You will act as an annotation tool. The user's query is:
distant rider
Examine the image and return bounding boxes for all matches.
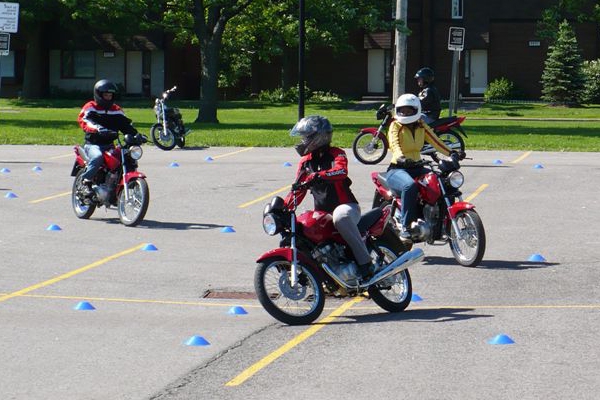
[284,115,378,281]
[77,79,138,195]
[415,67,442,124]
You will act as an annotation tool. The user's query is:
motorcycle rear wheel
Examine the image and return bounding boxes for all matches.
[368,227,413,312]
[150,123,176,150]
[117,178,149,227]
[438,129,465,152]
[72,169,96,219]
[255,257,325,325]
[449,209,486,267]
[352,131,388,165]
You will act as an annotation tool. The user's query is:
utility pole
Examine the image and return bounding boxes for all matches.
[392,0,408,102]
[298,0,305,120]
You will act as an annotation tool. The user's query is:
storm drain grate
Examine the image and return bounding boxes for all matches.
[202,290,257,299]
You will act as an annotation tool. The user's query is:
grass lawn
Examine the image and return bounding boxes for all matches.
[0,98,599,151]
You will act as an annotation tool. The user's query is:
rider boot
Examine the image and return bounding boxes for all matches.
[81,179,94,198]
[357,261,380,282]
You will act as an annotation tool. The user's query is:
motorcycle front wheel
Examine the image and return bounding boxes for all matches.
[368,227,413,312]
[117,178,149,227]
[72,169,96,219]
[352,131,388,165]
[150,123,176,150]
[449,209,486,267]
[255,257,325,325]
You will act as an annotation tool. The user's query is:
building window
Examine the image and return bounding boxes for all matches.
[61,50,95,78]
[0,51,15,78]
[452,0,463,19]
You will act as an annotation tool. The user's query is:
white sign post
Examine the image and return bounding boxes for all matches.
[0,2,19,33]
[448,27,465,116]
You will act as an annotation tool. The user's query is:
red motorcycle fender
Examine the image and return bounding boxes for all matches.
[447,201,475,219]
[122,171,147,184]
[256,247,318,269]
[360,127,382,138]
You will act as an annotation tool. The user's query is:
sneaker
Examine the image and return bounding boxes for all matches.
[399,226,412,239]
[357,261,380,282]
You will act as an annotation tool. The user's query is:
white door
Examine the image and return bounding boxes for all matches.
[367,49,385,93]
[470,49,488,94]
[126,51,143,94]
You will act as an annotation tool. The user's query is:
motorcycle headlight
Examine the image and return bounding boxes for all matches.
[262,213,280,236]
[129,146,143,160]
[448,171,464,189]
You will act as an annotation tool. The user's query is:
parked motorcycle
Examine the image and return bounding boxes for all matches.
[71,133,150,227]
[150,86,191,150]
[371,155,485,267]
[352,104,467,165]
[255,173,425,325]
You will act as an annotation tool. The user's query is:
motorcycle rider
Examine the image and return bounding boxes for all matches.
[285,115,378,281]
[386,94,459,239]
[77,79,138,196]
[415,67,442,124]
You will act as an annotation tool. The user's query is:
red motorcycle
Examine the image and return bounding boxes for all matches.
[71,133,150,227]
[371,156,485,267]
[352,104,467,165]
[255,173,424,325]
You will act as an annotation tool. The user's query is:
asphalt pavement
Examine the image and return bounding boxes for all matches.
[1,145,599,400]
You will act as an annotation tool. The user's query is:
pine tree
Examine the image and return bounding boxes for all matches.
[540,20,585,105]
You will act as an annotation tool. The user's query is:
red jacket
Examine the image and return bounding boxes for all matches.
[78,101,136,145]
[284,146,358,213]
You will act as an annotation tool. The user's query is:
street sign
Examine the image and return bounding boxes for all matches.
[0,32,9,56]
[448,27,465,51]
[0,2,19,33]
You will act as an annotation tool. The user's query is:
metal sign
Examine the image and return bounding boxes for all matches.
[448,27,465,51]
[0,32,9,56]
[0,2,19,33]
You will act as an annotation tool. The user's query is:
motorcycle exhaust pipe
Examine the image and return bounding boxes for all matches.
[362,248,424,288]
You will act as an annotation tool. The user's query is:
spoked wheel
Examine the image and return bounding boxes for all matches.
[150,123,176,150]
[368,228,413,312]
[352,131,388,165]
[71,169,96,219]
[117,178,149,227]
[449,209,486,267]
[438,130,465,152]
[255,257,325,325]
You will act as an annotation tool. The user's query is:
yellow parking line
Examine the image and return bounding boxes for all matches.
[464,184,488,202]
[226,296,363,386]
[48,153,73,160]
[510,151,532,164]
[212,147,254,159]
[29,191,71,204]
[0,243,145,304]
[238,184,291,208]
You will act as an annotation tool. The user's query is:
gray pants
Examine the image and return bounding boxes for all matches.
[332,203,372,266]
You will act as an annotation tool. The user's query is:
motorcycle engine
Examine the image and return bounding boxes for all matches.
[312,243,359,283]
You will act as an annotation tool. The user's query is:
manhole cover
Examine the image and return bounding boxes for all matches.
[202,290,257,299]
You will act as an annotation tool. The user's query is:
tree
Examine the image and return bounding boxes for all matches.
[538,0,600,40]
[540,20,585,105]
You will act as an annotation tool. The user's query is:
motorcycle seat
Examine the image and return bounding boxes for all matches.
[428,116,458,128]
[357,207,383,234]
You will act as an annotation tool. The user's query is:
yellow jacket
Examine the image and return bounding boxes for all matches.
[388,119,451,164]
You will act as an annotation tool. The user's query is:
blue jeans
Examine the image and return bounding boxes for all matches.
[385,166,430,228]
[81,143,112,181]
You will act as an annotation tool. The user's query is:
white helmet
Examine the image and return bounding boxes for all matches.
[395,93,422,124]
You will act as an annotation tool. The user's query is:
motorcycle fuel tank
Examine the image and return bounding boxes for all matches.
[417,172,442,204]
[103,148,122,171]
[297,210,342,244]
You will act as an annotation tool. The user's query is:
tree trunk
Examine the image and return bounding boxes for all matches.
[196,39,220,123]
[21,24,45,99]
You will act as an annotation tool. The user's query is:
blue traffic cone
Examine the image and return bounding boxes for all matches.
[205,156,214,162]
[185,335,210,346]
[528,253,546,262]
[1,167,10,173]
[169,162,180,167]
[5,192,18,199]
[492,159,503,165]
[142,243,158,251]
[533,164,544,169]
[74,301,96,310]
[46,224,62,231]
[228,306,248,315]
[411,294,423,302]
[221,226,235,233]
[488,334,515,345]
[283,162,292,167]
[32,166,43,172]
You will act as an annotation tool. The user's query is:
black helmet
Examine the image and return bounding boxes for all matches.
[415,67,435,84]
[93,79,117,109]
[290,115,333,156]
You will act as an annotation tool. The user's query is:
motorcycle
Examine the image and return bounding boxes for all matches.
[352,104,467,165]
[150,86,191,150]
[255,173,425,325]
[71,133,150,227]
[371,155,486,267]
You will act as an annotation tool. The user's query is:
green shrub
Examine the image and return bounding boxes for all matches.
[484,77,515,101]
[257,86,341,103]
[582,59,600,104]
